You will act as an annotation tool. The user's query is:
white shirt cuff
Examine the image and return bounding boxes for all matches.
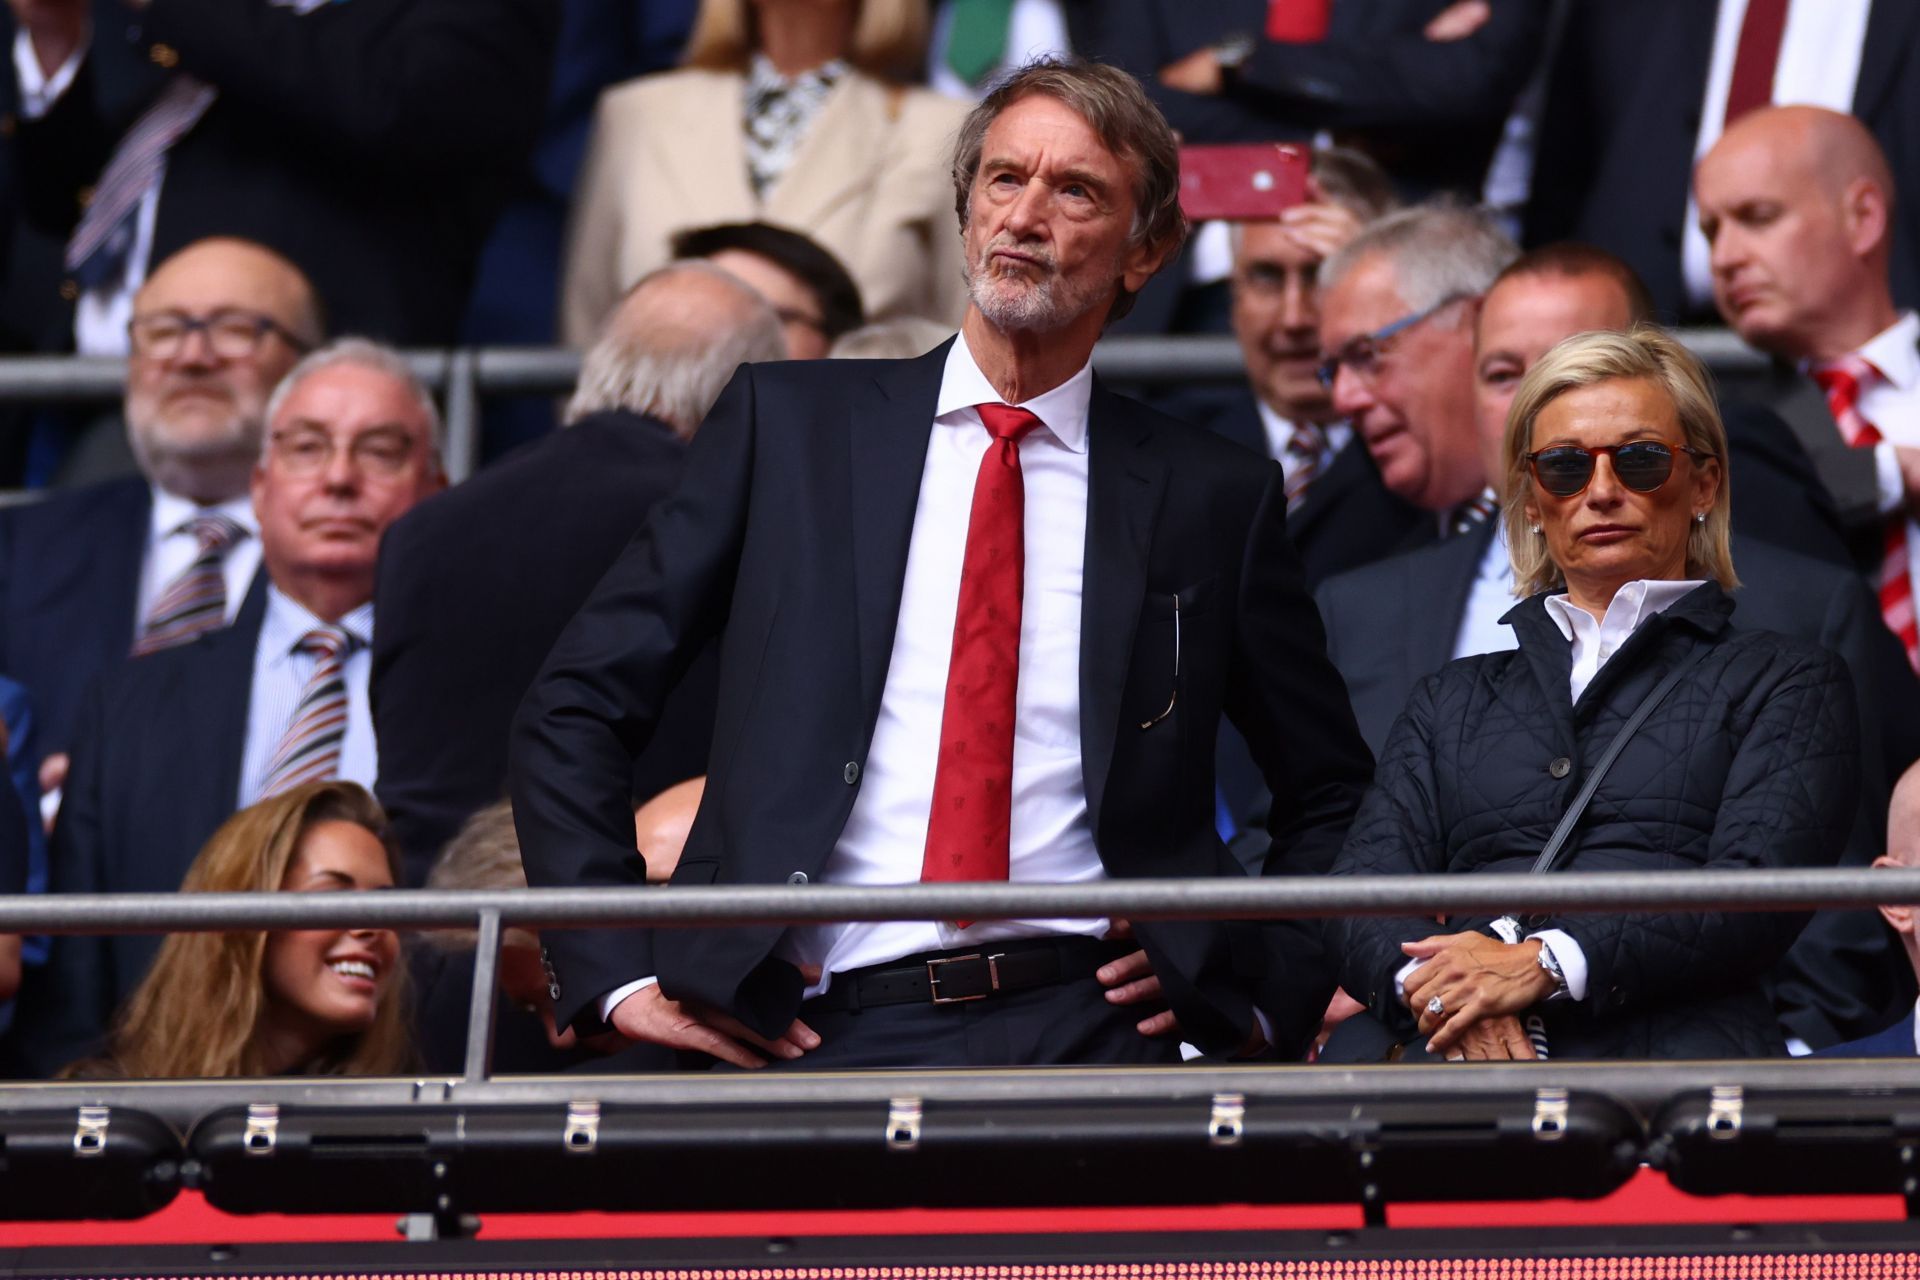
[1528,929,1588,1002]
[1393,956,1424,1003]
[12,29,85,119]
[598,975,658,1023]
[1876,440,1904,516]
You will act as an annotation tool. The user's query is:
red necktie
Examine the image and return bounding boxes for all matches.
[1813,356,1919,669]
[921,403,1041,923]
[1723,0,1789,126]
[1266,0,1330,42]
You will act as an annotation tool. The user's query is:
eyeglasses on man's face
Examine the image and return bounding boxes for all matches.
[128,309,310,362]
[267,426,421,478]
[1315,293,1469,390]
[1524,440,1713,498]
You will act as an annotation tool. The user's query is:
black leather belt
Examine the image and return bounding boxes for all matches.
[804,937,1131,1013]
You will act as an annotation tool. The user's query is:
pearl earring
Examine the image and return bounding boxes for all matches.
[1694,511,1706,524]
[1530,523,1542,535]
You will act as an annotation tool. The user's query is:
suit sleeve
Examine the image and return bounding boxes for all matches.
[1226,0,1548,132]
[1768,577,1916,1047]
[369,512,455,886]
[1554,648,1861,1017]
[1226,462,1375,1055]
[508,364,759,1029]
[8,676,116,1077]
[140,0,554,171]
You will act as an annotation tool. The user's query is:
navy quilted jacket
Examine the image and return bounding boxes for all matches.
[1328,582,1860,1059]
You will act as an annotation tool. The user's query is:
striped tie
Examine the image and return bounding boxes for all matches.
[1449,490,1498,537]
[65,75,218,290]
[133,513,247,656]
[1282,423,1331,512]
[259,627,354,798]
[1812,356,1919,669]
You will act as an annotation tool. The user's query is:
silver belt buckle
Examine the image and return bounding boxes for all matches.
[926,952,999,1003]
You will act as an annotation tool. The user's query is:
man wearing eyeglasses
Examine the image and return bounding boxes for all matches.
[0,236,321,809]
[1316,202,1517,544]
[11,338,444,1077]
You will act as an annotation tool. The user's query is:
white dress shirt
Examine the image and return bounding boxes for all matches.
[138,488,263,633]
[1682,0,1871,307]
[1829,313,1920,531]
[1400,577,1704,1013]
[602,332,1110,1019]
[1451,520,1522,661]
[13,33,158,357]
[237,587,376,806]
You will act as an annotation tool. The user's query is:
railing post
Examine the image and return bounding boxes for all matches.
[462,909,503,1084]
[442,347,480,484]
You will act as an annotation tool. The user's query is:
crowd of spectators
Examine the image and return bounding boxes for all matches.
[0,0,1918,1077]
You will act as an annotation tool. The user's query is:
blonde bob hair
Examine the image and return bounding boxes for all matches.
[683,0,928,82]
[1502,325,1737,598]
[79,782,414,1080]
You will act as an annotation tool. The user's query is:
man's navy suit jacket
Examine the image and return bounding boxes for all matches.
[1819,1010,1916,1057]
[10,576,265,1078]
[0,475,149,765]
[509,343,1375,1057]
[1315,529,1919,1050]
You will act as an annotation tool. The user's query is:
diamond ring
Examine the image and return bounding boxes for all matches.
[1425,995,1445,1016]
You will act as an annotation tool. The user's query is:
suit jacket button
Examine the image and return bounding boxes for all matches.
[787,871,809,885]
[843,761,860,784]
[1548,757,1572,779]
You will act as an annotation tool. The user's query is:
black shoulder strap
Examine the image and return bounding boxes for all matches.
[1529,646,1707,877]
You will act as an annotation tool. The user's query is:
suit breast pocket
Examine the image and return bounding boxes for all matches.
[1136,576,1218,730]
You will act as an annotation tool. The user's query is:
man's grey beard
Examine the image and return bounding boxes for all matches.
[966,241,1114,335]
[125,409,262,504]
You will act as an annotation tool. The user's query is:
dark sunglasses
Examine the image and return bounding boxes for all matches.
[1523,440,1712,498]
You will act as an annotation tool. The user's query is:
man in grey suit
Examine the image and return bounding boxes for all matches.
[1311,244,1920,1051]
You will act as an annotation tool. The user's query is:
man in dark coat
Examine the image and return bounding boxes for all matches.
[510,60,1373,1070]
[371,263,785,880]
[10,0,555,349]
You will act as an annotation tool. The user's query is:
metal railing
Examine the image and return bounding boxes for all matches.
[5,868,1919,1088]
[0,330,1773,484]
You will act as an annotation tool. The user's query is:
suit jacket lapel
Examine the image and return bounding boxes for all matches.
[208,570,271,810]
[1079,380,1164,836]
[848,344,948,728]
[1410,522,1495,679]
[1855,0,1920,121]
[764,74,878,231]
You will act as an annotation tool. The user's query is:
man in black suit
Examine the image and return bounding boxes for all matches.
[1526,0,1920,322]
[510,59,1373,1070]
[12,339,443,1077]
[9,0,554,350]
[0,237,321,794]
[1313,248,1920,1050]
[373,263,786,881]
[1696,107,1920,652]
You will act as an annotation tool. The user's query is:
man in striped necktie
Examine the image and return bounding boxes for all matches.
[16,339,444,1075]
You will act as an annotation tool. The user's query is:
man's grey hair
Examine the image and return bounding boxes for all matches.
[424,799,530,952]
[261,337,445,467]
[1321,201,1519,325]
[564,261,785,437]
[829,317,956,360]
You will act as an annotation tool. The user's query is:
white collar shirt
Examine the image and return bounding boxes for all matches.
[1683,0,1872,307]
[1542,579,1707,704]
[140,487,263,632]
[238,586,377,807]
[776,331,1108,995]
[1252,396,1352,475]
[1451,520,1522,661]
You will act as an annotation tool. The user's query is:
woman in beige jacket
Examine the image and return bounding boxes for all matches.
[560,0,971,346]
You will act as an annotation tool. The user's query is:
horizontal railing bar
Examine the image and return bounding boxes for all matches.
[6,1057,1919,1129]
[0,329,1765,403]
[0,867,1916,934]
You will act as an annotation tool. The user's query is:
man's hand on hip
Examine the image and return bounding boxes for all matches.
[607,983,820,1069]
